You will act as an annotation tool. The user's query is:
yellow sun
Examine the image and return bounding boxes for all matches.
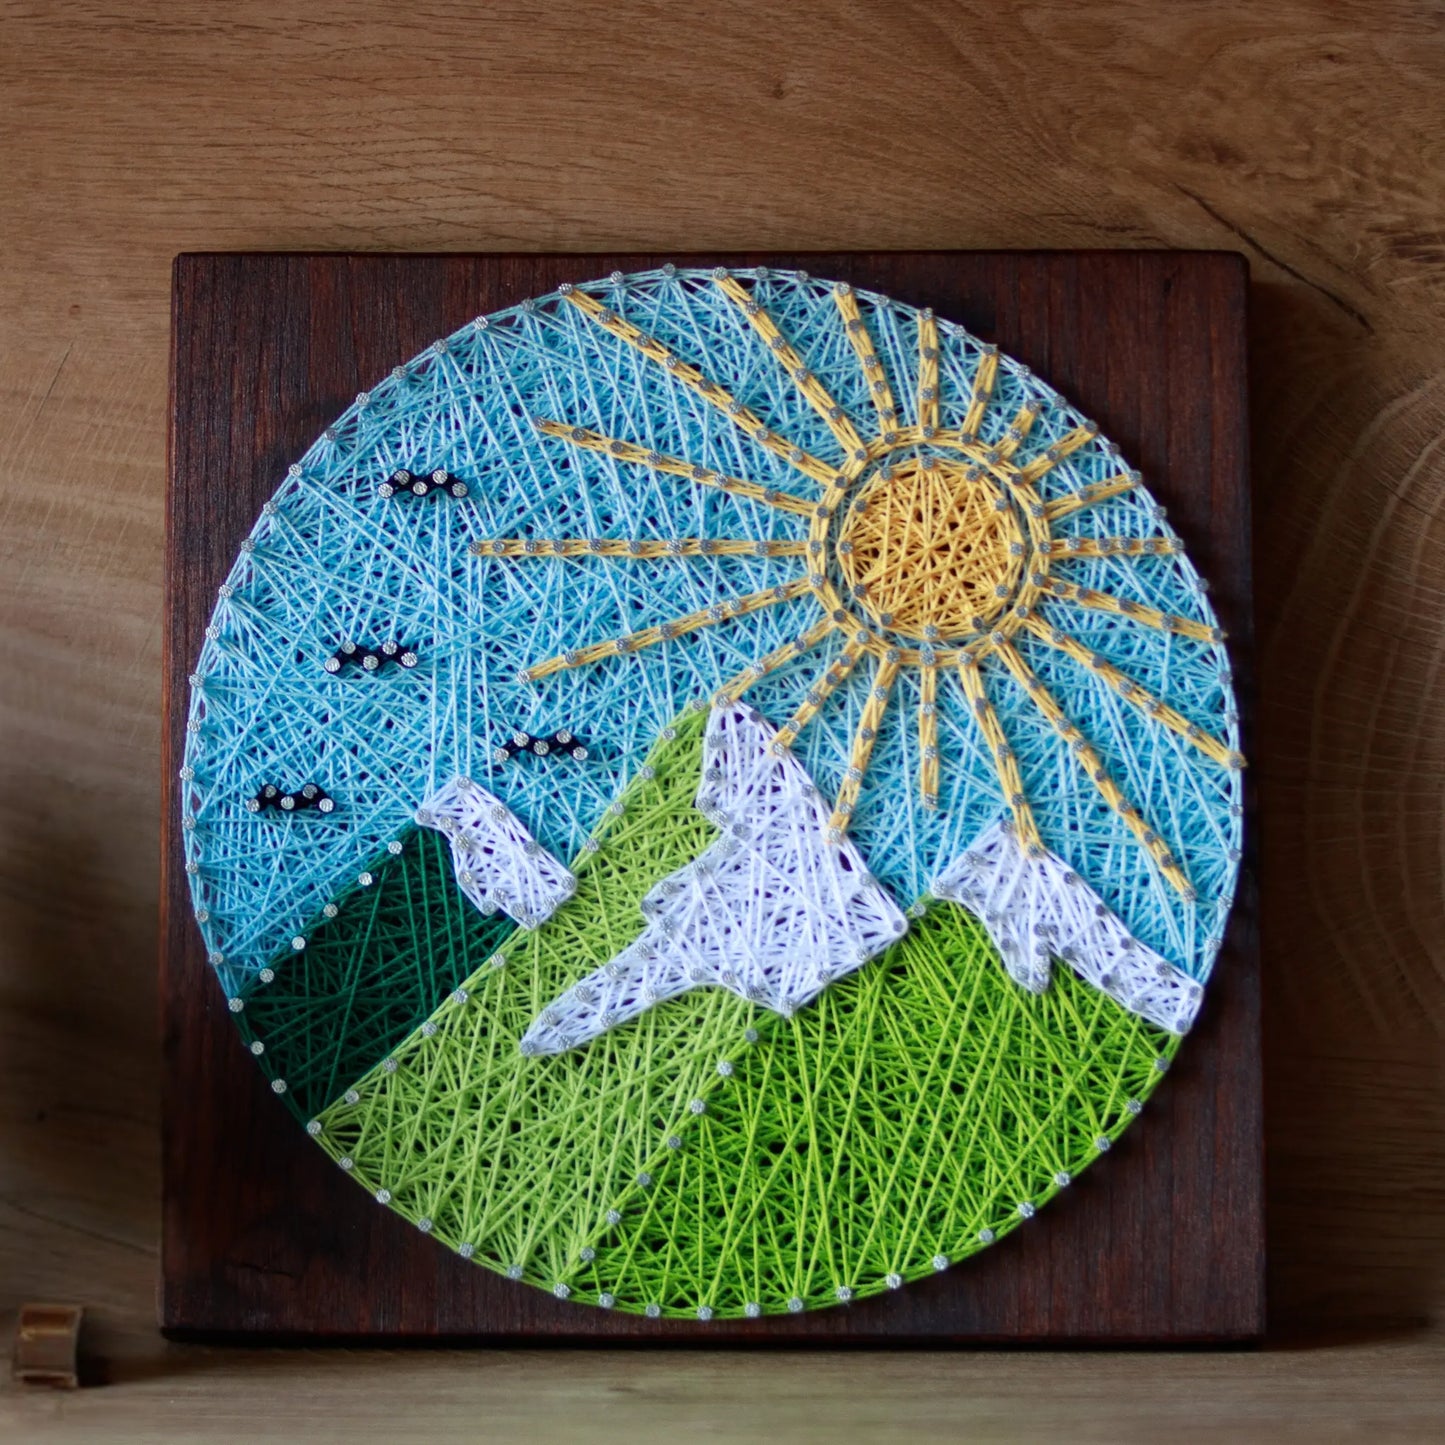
[472,274,1243,899]
[835,454,1025,638]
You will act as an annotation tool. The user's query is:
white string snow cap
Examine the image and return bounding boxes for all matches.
[932,817,1203,1034]
[521,702,909,1054]
[417,777,575,930]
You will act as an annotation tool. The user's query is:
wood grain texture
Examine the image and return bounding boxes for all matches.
[1,0,1442,1433]
[5,1338,1445,1444]
[162,249,1259,1344]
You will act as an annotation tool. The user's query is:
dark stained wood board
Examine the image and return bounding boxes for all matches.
[162,251,1260,1343]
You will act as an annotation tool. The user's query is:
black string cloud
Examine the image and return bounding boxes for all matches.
[325,639,419,674]
[495,729,590,763]
[249,783,335,815]
[378,468,469,499]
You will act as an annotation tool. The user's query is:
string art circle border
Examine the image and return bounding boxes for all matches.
[179,266,1243,1320]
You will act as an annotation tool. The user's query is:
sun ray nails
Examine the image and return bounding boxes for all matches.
[993,639,1195,896]
[714,618,835,705]
[1021,616,1241,770]
[994,404,1039,460]
[534,419,816,517]
[955,654,1041,853]
[832,284,898,436]
[520,577,812,683]
[1036,579,1224,646]
[917,309,940,434]
[828,653,900,836]
[1042,535,1183,559]
[1042,472,1139,521]
[1017,422,1097,484]
[473,537,807,559]
[714,275,866,467]
[918,660,939,809]
[773,641,867,751]
[960,346,999,439]
[560,286,836,487]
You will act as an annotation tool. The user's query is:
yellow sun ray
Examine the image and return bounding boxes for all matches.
[992,639,1194,896]
[473,537,807,559]
[518,283,1237,871]
[955,655,1042,852]
[521,577,813,683]
[1020,616,1242,770]
[918,661,939,809]
[960,346,999,439]
[1016,423,1098,484]
[534,419,816,519]
[917,309,940,433]
[832,285,898,436]
[713,275,866,472]
[829,653,900,834]
[774,641,867,750]
[559,285,837,487]
[713,617,835,705]
[1042,535,1183,559]
[993,403,1039,461]
[1038,579,1224,646]
[1041,472,1138,522]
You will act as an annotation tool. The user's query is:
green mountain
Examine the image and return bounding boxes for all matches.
[241,708,1178,1317]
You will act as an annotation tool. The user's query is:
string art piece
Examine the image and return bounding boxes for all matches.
[180,265,1244,1319]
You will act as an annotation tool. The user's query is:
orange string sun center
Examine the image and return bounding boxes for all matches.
[836,456,1025,641]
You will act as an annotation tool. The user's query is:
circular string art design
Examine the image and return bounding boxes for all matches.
[180,266,1244,1319]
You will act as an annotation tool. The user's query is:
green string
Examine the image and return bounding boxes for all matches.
[235,828,513,1121]
[576,905,1174,1315]
[311,709,1176,1316]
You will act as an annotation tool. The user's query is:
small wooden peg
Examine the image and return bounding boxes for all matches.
[13,1303,83,1389]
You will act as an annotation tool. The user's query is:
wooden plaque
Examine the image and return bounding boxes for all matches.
[163,251,1261,1342]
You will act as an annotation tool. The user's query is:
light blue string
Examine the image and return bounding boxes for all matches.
[181,267,1242,999]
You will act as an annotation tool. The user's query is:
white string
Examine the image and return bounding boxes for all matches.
[417,778,575,930]
[521,702,908,1054]
[932,817,1203,1034]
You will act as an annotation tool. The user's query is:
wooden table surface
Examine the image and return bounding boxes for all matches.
[0,2,1441,1439]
